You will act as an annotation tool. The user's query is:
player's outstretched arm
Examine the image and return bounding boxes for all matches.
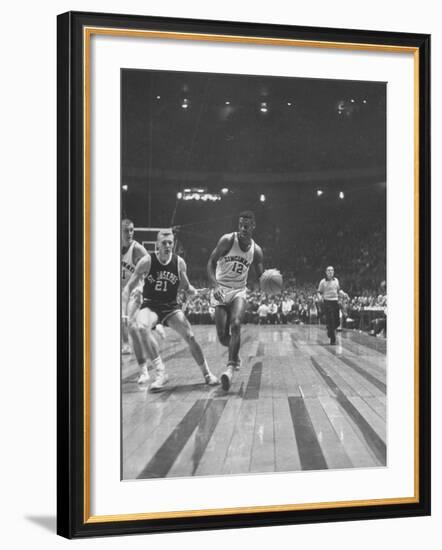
[252,244,264,283]
[178,257,196,295]
[133,241,148,266]
[122,254,151,314]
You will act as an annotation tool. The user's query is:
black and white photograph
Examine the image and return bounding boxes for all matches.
[0,0,437,543]
[120,68,387,480]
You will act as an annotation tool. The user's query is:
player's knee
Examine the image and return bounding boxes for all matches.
[128,319,139,333]
[220,335,230,346]
[143,327,158,345]
[137,319,155,334]
[184,330,195,344]
[216,328,229,345]
[230,318,241,334]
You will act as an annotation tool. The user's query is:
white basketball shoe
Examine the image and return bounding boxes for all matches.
[137,365,150,385]
[204,372,219,385]
[149,371,169,392]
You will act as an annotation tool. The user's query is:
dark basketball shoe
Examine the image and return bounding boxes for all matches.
[220,365,234,391]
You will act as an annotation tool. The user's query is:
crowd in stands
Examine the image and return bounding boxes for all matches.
[261,217,386,295]
[177,206,387,335]
[179,281,386,336]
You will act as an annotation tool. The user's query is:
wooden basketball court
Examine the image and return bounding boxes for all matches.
[121,324,386,480]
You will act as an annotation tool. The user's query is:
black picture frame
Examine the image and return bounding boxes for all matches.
[57,10,431,539]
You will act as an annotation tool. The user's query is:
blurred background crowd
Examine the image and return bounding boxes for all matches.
[122,69,387,338]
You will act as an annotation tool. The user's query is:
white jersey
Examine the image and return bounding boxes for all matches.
[121,240,142,290]
[215,232,255,290]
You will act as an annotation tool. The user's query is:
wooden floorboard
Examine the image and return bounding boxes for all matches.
[250,397,275,473]
[122,324,387,479]
[304,397,353,470]
[273,396,302,472]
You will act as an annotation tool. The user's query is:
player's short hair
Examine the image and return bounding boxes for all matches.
[122,218,134,227]
[238,210,255,223]
[157,229,174,242]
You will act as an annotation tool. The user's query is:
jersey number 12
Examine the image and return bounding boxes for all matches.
[232,262,244,275]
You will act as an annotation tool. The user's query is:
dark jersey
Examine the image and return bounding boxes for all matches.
[143,253,180,307]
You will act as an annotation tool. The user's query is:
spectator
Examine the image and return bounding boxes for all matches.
[257,302,269,325]
[268,300,279,324]
[281,295,294,324]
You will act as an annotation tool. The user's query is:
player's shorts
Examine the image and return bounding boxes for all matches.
[210,285,247,308]
[138,300,181,327]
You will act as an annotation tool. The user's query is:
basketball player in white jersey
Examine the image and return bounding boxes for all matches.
[121,219,150,382]
[207,211,264,391]
[123,229,218,391]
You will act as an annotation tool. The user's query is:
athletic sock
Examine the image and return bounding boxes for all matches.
[198,359,210,376]
[152,356,165,373]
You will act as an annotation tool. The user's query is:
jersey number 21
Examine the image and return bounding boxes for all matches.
[155,280,168,292]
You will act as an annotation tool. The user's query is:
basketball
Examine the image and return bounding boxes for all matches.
[260,268,283,294]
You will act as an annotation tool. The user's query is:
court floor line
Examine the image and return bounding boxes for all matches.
[341,330,387,354]
[337,354,386,394]
[122,391,191,460]
[303,397,353,470]
[288,396,328,470]
[310,357,386,465]
[166,399,228,477]
[313,349,383,400]
[194,398,244,476]
[338,338,386,361]
[362,395,386,421]
[273,397,302,471]
[323,349,386,394]
[136,399,208,479]
[122,325,386,479]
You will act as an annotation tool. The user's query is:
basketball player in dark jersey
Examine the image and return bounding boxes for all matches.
[207,211,264,391]
[123,229,218,391]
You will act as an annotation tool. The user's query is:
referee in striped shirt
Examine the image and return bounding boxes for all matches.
[317,266,348,345]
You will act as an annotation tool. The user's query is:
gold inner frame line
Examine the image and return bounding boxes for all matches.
[85,26,418,53]
[82,26,420,524]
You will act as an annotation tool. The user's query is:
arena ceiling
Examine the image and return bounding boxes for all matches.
[122,69,385,181]
[121,68,386,227]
